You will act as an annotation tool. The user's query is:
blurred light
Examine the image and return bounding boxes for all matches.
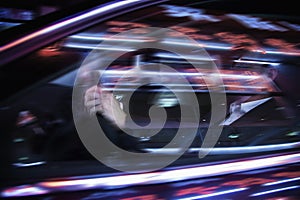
[135,55,141,68]
[234,59,280,66]
[64,43,135,51]
[69,34,154,42]
[161,40,300,56]
[154,52,215,61]
[263,177,300,186]
[250,185,300,197]
[211,73,261,79]
[223,85,264,89]
[264,50,300,56]
[98,69,204,76]
[39,173,155,188]
[101,79,264,90]
[146,148,182,154]
[155,59,207,64]
[1,0,143,51]
[156,98,179,107]
[228,133,240,139]
[279,21,300,31]
[161,40,232,50]
[13,161,46,167]
[0,21,21,29]
[178,187,248,200]
[103,82,206,87]
[286,131,300,137]
[2,186,48,197]
[99,67,261,80]
[2,153,300,197]
[189,142,300,155]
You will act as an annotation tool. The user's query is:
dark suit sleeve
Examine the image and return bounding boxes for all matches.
[97,114,140,151]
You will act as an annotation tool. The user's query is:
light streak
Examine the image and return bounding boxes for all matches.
[2,153,300,197]
[250,185,300,197]
[178,187,248,200]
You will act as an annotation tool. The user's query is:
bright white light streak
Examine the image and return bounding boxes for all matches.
[205,44,232,50]
[264,50,300,56]
[250,185,300,197]
[2,153,300,197]
[0,0,142,51]
[1,186,48,197]
[101,88,213,93]
[102,82,207,87]
[157,59,207,65]
[69,35,154,42]
[64,43,135,51]
[102,82,264,90]
[224,85,264,89]
[99,69,205,76]
[210,73,261,79]
[162,40,300,56]
[100,69,261,79]
[253,48,300,56]
[178,187,248,200]
[161,40,231,50]
[189,142,300,154]
[148,153,300,183]
[234,59,281,66]
[12,161,46,167]
[263,177,300,186]
[154,52,216,61]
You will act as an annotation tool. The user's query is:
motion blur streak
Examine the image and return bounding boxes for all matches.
[250,185,300,197]
[263,177,300,186]
[69,34,154,42]
[233,59,280,66]
[64,43,136,51]
[2,153,300,197]
[189,142,300,154]
[0,0,142,51]
[178,187,248,200]
[1,186,48,197]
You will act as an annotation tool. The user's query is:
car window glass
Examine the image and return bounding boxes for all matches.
[1,2,299,181]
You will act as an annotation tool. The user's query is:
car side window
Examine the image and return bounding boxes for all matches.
[0,3,299,180]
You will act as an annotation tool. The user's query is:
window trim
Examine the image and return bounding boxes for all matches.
[0,0,168,66]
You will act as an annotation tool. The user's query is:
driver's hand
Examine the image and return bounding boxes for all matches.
[84,85,127,128]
